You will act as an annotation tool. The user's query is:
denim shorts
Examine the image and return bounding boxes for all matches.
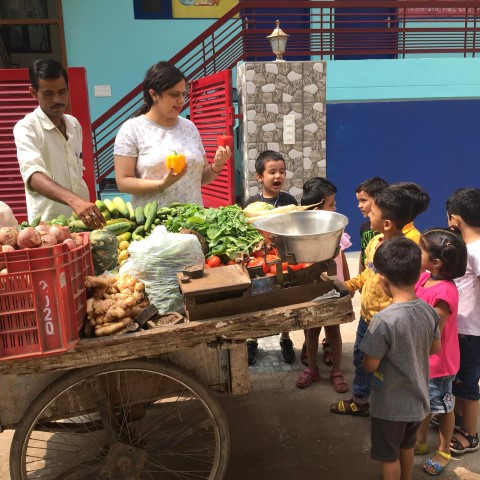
[452,334,480,401]
[429,375,455,414]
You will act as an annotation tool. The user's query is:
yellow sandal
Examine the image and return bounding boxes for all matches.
[414,442,429,455]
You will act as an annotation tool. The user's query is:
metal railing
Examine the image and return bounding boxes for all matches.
[92,1,480,186]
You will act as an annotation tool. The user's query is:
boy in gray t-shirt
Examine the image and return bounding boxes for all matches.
[360,237,440,480]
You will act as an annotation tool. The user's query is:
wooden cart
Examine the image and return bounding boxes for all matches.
[0,292,354,480]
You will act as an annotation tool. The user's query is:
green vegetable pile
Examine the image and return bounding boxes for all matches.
[163,204,263,258]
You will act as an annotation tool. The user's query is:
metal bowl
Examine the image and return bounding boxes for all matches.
[252,210,348,263]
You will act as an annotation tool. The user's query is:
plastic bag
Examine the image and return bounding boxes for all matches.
[128,226,204,313]
[0,201,18,228]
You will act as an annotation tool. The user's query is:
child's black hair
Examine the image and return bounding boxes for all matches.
[301,177,337,207]
[374,237,421,286]
[355,177,388,196]
[373,186,413,230]
[390,182,430,221]
[446,187,480,228]
[420,228,467,280]
[255,150,285,175]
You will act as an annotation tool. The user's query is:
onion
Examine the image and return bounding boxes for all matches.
[0,268,7,275]
[0,227,18,247]
[17,227,42,249]
[40,234,57,247]
[63,238,76,251]
[1,245,15,252]
[35,224,50,235]
[71,233,84,247]
[49,225,71,243]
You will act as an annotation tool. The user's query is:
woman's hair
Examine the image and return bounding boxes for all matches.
[135,61,186,116]
[420,228,467,280]
[390,182,430,221]
[301,177,337,207]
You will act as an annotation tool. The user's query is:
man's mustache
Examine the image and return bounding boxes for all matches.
[52,104,65,108]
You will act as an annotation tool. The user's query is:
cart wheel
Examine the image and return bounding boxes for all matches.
[10,359,230,480]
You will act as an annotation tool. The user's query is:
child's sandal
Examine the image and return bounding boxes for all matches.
[329,398,369,417]
[450,428,480,455]
[295,367,320,389]
[423,450,451,476]
[414,442,430,455]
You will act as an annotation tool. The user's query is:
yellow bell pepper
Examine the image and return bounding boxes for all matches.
[165,150,186,174]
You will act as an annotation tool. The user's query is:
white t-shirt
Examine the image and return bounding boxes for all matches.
[455,239,480,336]
[113,115,206,208]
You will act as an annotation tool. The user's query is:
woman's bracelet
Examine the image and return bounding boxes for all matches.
[210,162,222,174]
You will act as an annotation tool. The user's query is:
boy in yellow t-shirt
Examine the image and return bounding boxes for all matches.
[390,182,430,244]
[330,186,414,416]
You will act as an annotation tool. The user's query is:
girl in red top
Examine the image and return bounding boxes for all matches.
[414,228,467,476]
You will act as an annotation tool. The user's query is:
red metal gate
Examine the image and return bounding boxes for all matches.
[0,68,96,222]
[189,69,235,207]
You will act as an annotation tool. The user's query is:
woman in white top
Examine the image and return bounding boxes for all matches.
[114,61,231,208]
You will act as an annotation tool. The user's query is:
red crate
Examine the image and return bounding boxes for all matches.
[0,233,93,361]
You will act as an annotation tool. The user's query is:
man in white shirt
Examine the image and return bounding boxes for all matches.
[14,58,104,228]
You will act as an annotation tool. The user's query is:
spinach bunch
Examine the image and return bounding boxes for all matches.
[164,204,263,257]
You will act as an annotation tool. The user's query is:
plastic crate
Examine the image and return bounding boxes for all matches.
[0,233,93,361]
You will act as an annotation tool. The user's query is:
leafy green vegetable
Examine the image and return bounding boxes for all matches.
[163,204,263,258]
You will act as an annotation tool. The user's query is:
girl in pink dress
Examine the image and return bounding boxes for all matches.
[414,228,467,476]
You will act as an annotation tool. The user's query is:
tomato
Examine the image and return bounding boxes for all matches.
[207,255,222,268]
[289,263,305,271]
[248,258,268,274]
[304,262,313,268]
[204,263,211,269]
[265,254,279,263]
[226,259,236,265]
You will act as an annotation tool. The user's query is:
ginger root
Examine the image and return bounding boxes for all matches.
[84,274,148,336]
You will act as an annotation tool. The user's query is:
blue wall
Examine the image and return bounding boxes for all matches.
[327,99,480,250]
[62,0,215,121]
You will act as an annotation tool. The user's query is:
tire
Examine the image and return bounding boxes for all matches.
[10,359,230,480]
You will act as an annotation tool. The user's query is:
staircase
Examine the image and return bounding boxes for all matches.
[88,1,480,195]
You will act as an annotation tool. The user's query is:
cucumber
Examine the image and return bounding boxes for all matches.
[144,200,158,232]
[106,217,136,228]
[132,225,145,241]
[69,220,90,232]
[113,197,129,218]
[103,221,131,235]
[143,202,152,220]
[103,199,119,218]
[95,199,106,211]
[126,201,135,221]
[135,206,145,225]
[30,214,42,227]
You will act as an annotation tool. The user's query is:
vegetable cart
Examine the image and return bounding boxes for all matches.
[0,289,353,480]
[0,209,354,479]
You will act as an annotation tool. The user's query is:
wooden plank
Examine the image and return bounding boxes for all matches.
[0,296,354,376]
[178,264,251,296]
[229,342,251,395]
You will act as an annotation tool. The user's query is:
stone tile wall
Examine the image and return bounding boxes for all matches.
[237,61,326,204]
